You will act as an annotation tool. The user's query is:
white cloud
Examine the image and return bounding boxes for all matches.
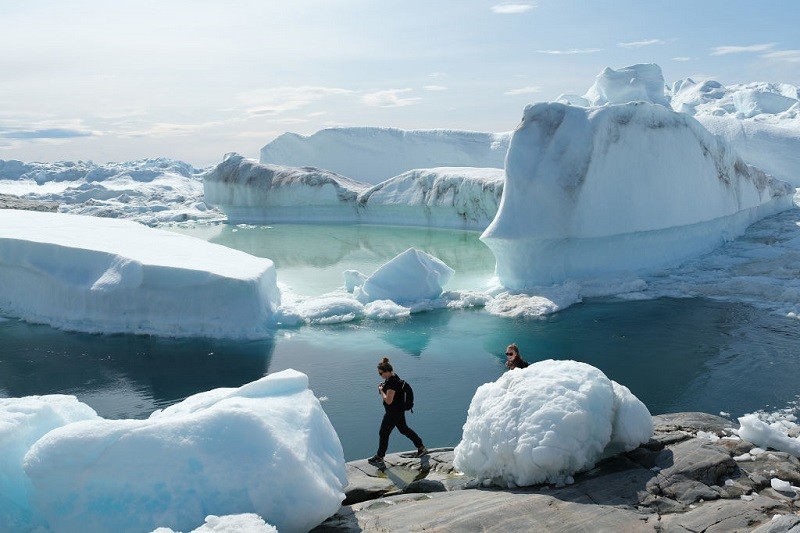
[424,85,448,91]
[238,86,353,115]
[362,89,421,108]
[710,43,776,56]
[761,50,800,63]
[672,57,693,62]
[536,48,603,55]
[491,3,536,14]
[618,39,665,48]
[504,86,542,96]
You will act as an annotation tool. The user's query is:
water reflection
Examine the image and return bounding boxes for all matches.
[0,320,274,419]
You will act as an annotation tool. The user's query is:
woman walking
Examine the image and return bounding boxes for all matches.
[368,357,427,466]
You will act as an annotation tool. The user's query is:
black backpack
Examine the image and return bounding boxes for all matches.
[400,380,414,412]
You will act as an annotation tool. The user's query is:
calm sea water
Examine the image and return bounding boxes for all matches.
[1,224,799,461]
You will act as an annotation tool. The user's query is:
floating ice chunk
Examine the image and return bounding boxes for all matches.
[23,370,346,533]
[364,299,411,320]
[354,248,454,304]
[0,210,280,338]
[453,359,652,487]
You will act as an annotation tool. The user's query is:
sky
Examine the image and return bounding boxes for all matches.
[1,0,799,168]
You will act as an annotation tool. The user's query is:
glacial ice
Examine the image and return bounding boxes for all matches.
[481,100,795,288]
[260,126,509,184]
[0,210,280,338]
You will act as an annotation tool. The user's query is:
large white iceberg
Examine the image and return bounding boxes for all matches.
[566,64,800,187]
[204,154,503,230]
[260,127,509,184]
[8,370,345,533]
[481,100,795,288]
[0,210,280,338]
[453,359,652,487]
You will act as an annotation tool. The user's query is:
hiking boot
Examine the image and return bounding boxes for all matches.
[415,446,429,457]
[367,455,385,465]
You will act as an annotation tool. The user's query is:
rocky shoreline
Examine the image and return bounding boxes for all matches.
[314,413,800,532]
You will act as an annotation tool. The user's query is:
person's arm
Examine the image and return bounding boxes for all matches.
[380,386,396,405]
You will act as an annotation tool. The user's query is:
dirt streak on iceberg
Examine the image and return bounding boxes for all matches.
[481,101,795,288]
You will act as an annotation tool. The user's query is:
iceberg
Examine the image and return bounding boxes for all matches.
[0,210,280,338]
[204,153,503,230]
[351,247,454,304]
[481,100,795,288]
[260,126,510,184]
[567,64,800,187]
[5,370,345,533]
[453,359,652,487]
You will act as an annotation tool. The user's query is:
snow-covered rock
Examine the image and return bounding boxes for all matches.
[260,127,510,184]
[0,210,280,338]
[453,359,652,487]
[481,100,795,288]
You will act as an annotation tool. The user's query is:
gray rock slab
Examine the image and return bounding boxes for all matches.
[659,494,788,533]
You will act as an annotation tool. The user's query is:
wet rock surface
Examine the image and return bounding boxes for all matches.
[314,413,800,532]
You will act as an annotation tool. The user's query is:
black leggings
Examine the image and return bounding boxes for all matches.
[377,410,423,457]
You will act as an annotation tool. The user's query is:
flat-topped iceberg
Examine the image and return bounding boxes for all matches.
[204,154,504,230]
[481,101,795,288]
[2,370,345,533]
[0,210,280,338]
[453,359,652,487]
[260,127,509,184]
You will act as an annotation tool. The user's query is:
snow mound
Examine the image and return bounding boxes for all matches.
[260,126,510,184]
[481,100,795,288]
[20,369,346,533]
[154,513,277,533]
[351,248,454,304]
[0,210,280,338]
[453,359,652,487]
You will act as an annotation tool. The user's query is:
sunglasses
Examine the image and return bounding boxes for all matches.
[505,352,514,356]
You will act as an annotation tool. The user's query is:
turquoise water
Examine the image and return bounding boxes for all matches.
[1,224,799,461]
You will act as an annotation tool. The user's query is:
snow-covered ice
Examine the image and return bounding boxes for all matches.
[352,248,454,304]
[153,514,277,533]
[204,153,503,230]
[0,370,345,533]
[260,127,510,184]
[453,359,652,487]
[0,158,221,225]
[481,100,794,287]
[567,64,800,187]
[0,210,280,338]
[737,413,800,457]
